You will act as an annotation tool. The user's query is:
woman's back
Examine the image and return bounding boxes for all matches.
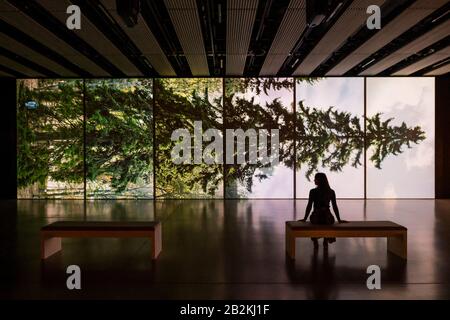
[310,187,335,210]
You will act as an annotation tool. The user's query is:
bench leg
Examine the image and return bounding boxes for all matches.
[286,227,296,260]
[41,236,62,259]
[151,223,162,260]
[387,233,407,259]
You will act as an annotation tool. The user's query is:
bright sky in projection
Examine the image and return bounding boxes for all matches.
[296,78,365,198]
[237,78,294,198]
[367,77,435,198]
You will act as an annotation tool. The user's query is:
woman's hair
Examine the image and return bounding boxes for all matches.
[315,172,331,190]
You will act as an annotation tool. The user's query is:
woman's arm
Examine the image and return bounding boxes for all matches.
[331,190,343,222]
[299,190,313,221]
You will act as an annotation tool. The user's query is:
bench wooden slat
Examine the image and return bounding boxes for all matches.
[285,220,407,260]
[42,221,159,231]
[286,221,406,231]
[40,221,162,260]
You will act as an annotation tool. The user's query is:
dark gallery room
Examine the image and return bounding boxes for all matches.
[0,0,450,314]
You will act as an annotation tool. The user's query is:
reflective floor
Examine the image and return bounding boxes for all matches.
[0,199,449,299]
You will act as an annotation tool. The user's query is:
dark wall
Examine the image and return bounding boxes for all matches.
[436,75,450,199]
[0,78,16,200]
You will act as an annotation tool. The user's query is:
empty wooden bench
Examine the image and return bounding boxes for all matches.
[41,221,162,260]
[286,221,407,260]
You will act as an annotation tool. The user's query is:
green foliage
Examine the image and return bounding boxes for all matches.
[155,79,223,198]
[367,113,425,169]
[85,79,153,198]
[17,78,426,198]
[17,79,84,197]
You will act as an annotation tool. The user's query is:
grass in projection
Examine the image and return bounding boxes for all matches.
[17,79,84,198]
[224,78,294,198]
[85,79,153,199]
[155,78,223,199]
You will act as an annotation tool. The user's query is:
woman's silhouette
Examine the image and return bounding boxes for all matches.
[299,173,347,248]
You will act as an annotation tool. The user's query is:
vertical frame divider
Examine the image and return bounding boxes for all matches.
[82,79,87,220]
[293,77,297,218]
[222,77,227,199]
[364,77,367,201]
[152,78,157,200]
[293,78,297,201]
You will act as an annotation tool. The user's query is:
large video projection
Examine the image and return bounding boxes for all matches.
[296,78,364,198]
[17,79,84,199]
[17,77,435,199]
[225,78,294,198]
[155,78,223,199]
[366,77,435,198]
[85,79,154,199]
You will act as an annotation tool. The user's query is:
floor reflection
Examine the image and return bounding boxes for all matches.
[0,199,447,299]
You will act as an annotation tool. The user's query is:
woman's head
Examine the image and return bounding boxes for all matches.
[314,173,330,190]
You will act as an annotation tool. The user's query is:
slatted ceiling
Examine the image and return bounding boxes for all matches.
[0,33,77,77]
[425,63,450,76]
[0,1,109,76]
[425,63,450,75]
[38,0,142,76]
[0,71,13,77]
[0,55,44,77]
[100,0,175,76]
[0,68,15,77]
[293,0,386,76]
[360,19,450,75]
[328,0,448,75]
[259,0,307,76]
[226,0,258,75]
[393,46,450,75]
[164,0,209,76]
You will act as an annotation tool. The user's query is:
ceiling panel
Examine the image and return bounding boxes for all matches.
[0,55,44,77]
[259,0,306,76]
[0,69,14,77]
[293,0,386,76]
[38,0,142,76]
[100,0,175,76]
[0,1,109,76]
[164,0,209,76]
[393,46,450,75]
[226,0,258,75]
[0,33,77,77]
[424,63,450,75]
[360,19,450,75]
[328,0,447,75]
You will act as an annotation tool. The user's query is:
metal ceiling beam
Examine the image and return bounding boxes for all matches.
[0,55,44,77]
[226,0,258,75]
[424,62,450,75]
[327,0,447,75]
[360,16,450,75]
[0,33,77,77]
[164,0,209,76]
[293,0,386,76]
[1,1,109,76]
[392,46,450,75]
[38,0,142,76]
[259,0,306,76]
[100,0,176,76]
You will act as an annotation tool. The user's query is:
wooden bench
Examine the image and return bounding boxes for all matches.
[41,221,162,260]
[286,221,407,260]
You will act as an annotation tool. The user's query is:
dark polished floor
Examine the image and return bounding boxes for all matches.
[0,199,449,299]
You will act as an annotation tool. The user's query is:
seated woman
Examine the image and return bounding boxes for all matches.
[299,173,347,248]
